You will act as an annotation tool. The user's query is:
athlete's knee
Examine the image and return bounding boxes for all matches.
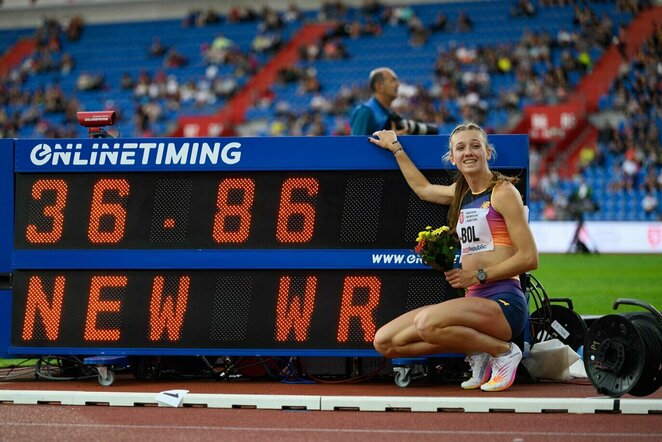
[413,309,442,341]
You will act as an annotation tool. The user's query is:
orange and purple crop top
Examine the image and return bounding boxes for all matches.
[457,187,521,298]
[456,187,513,253]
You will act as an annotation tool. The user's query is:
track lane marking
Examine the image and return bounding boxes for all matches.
[1,422,661,438]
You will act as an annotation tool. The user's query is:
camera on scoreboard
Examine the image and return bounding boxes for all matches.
[76,111,116,128]
[394,117,439,135]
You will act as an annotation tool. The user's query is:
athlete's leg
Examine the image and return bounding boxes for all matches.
[373,306,434,358]
[411,297,513,357]
[374,297,514,358]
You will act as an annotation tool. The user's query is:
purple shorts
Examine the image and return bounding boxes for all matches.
[467,279,527,337]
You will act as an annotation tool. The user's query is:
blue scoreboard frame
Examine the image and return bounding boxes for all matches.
[0,135,528,358]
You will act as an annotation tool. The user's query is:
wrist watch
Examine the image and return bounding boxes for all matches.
[477,269,487,284]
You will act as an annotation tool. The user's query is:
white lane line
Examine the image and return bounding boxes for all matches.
[0,422,660,438]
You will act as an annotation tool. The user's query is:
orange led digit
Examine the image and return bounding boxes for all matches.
[274,276,317,342]
[276,177,319,243]
[25,179,68,244]
[21,275,65,341]
[87,178,129,243]
[83,275,127,341]
[337,276,381,343]
[212,178,255,243]
[148,275,190,341]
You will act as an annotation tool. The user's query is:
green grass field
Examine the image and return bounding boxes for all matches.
[0,358,36,368]
[532,254,662,316]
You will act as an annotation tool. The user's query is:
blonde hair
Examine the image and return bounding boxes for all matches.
[443,122,519,231]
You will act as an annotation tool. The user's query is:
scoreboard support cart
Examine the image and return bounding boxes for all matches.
[391,357,430,387]
[83,355,129,386]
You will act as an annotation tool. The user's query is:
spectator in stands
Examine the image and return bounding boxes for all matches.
[319,0,348,21]
[510,0,536,17]
[276,65,304,84]
[369,122,537,392]
[576,44,592,73]
[148,37,168,57]
[0,109,19,138]
[428,12,448,33]
[392,4,415,25]
[120,72,135,90]
[321,36,348,59]
[621,143,640,190]
[228,6,258,23]
[350,67,438,135]
[60,53,74,74]
[259,6,284,32]
[204,34,236,64]
[251,31,282,53]
[283,2,302,23]
[407,15,428,47]
[556,27,576,48]
[456,11,473,33]
[163,48,188,68]
[183,8,221,27]
[76,72,104,91]
[642,188,659,217]
[360,0,382,16]
[578,144,596,172]
[641,165,661,191]
[612,22,630,60]
[65,15,85,41]
[298,68,322,94]
[182,9,201,27]
[299,42,320,61]
[213,75,238,98]
[201,9,222,26]
[362,17,382,37]
[607,162,626,192]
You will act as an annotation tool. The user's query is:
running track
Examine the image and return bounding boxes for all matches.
[1,373,660,442]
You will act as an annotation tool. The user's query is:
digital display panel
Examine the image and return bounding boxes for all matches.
[14,171,456,250]
[2,135,529,356]
[12,269,454,353]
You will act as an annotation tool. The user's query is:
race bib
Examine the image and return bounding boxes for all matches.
[457,207,494,255]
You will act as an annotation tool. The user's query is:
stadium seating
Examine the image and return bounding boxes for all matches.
[1,1,659,221]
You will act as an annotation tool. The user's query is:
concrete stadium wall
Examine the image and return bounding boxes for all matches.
[531,221,662,254]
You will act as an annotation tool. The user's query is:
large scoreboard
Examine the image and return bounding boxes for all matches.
[0,135,528,357]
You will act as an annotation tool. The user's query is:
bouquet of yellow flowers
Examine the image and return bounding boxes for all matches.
[415,225,460,271]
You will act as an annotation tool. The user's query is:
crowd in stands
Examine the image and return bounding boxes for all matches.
[0,0,659,221]
[533,20,661,222]
[0,16,83,138]
[255,1,642,138]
